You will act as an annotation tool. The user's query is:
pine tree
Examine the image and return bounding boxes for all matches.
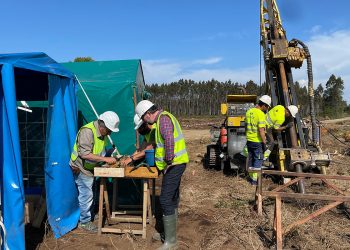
[323,75,345,118]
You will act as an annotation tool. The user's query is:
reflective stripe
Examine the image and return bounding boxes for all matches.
[156,134,184,148]
[175,148,187,157]
[155,149,188,162]
[266,113,273,125]
[155,111,189,170]
[70,121,107,170]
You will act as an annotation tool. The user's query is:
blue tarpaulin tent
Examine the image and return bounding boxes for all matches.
[0,53,79,249]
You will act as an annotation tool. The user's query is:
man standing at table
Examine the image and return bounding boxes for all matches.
[135,100,189,249]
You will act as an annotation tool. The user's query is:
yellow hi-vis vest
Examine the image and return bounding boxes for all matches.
[266,105,285,129]
[245,107,266,143]
[70,122,108,170]
[144,124,156,143]
[155,111,189,170]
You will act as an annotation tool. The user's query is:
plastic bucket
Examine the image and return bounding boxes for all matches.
[145,149,155,166]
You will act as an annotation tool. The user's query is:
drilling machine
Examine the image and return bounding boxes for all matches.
[261,0,331,193]
[206,92,256,171]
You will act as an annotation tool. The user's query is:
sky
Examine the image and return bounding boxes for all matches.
[1,0,350,101]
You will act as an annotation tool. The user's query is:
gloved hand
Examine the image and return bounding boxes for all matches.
[262,143,267,152]
[285,122,294,129]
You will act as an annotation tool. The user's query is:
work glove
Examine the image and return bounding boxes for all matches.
[262,143,267,152]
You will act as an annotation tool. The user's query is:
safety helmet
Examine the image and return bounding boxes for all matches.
[259,95,272,107]
[135,100,154,118]
[134,114,143,130]
[99,111,120,132]
[287,105,298,118]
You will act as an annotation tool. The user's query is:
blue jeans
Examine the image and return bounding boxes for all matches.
[160,164,186,216]
[74,172,94,223]
[247,141,263,169]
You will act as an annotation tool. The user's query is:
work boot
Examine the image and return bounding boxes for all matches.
[156,213,177,250]
[78,221,98,232]
[153,209,178,242]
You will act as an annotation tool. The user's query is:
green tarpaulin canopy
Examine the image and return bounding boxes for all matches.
[63,59,146,204]
[63,59,146,155]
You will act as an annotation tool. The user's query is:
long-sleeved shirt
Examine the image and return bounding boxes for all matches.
[156,111,175,164]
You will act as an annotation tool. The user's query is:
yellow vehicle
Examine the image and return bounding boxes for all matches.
[206,94,256,171]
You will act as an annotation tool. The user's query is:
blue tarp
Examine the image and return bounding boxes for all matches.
[0,52,79,249]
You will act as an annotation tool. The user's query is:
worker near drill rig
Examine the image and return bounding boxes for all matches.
[264,105,299,157]
[70,111,120,232]
[245,95,271,185]
[121,114,156,166]
[135,100,189,250]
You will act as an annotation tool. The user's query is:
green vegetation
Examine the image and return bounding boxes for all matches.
[73,57,95,62]
[146,74,349,119]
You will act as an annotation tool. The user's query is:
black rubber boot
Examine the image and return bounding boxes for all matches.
[156,213,177,250]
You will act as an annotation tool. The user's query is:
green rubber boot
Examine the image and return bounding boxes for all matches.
[153,209,178,242]
[156,213,178,250]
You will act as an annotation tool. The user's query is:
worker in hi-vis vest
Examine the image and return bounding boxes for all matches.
[264,105,299,158]
[135,100,189,250]
[245,95,271,185]
[121,114,156,166]
[70,111,120,232]
[265,104,298,141]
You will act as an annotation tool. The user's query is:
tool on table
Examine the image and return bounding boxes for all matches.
[129,162,155,173]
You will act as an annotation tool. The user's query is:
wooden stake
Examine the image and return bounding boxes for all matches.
[284,201,342,234]
[275,196,283,250]
[97,178,105,236]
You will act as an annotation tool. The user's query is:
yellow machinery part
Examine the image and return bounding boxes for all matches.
[227,116,245,127]
[221,103,228,115]
[278,149,286,172]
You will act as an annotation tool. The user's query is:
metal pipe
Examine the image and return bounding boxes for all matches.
[291,39,317,145]
[278,61,299,147]
[295,164,306,194]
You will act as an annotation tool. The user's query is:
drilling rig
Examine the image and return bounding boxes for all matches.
[260,0,331,193]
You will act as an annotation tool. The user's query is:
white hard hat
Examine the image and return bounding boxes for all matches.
[134,114,143,130]
[135,100,154,118]
[287,105,298,118]
[259,95,272,107]
[99,111,120,132]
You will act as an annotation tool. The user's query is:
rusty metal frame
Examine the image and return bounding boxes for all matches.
[253,169,350,250]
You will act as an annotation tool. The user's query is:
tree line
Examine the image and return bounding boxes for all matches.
[146,74,349,119]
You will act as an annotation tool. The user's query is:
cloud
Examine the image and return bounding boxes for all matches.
[293,29,350,102]
[310,25,322,34]
[192,57,222,65]
[143,29,350,102]
[142,59,260,84]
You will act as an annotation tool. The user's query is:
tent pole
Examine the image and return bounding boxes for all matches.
[75,76,121,157]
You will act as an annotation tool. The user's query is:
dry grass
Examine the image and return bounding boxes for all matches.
[34,120,350,250]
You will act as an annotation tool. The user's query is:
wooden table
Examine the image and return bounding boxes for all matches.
[94,166,157,239]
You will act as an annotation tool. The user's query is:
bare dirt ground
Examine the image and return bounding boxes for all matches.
[32,118,350,250]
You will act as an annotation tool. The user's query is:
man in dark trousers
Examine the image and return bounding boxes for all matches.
[135,100,189,250]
